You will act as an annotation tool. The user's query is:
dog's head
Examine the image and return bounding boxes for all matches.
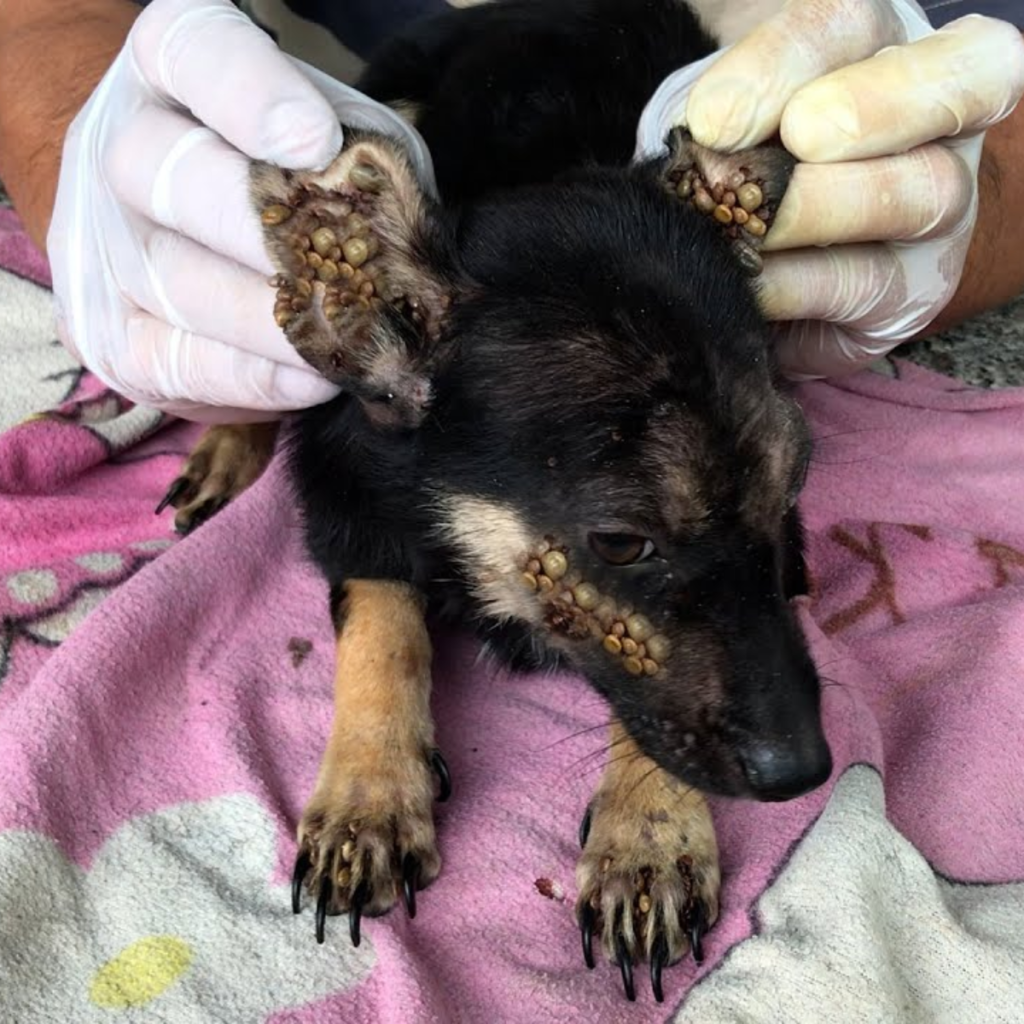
[253,131,831,802]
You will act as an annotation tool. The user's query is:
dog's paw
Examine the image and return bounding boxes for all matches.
[157,423,278,534]
[575,782,720,1003]
[292,747,450,944]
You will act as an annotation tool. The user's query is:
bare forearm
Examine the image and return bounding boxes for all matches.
[923,41,1024,335]
[0,0,138,251]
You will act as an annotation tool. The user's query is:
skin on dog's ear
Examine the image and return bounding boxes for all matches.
[657,127,796,276]
[250,130,456,429]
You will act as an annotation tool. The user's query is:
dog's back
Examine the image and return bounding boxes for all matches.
[358,0,717,201]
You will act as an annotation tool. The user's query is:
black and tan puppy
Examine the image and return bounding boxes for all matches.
[162,0,832,1003]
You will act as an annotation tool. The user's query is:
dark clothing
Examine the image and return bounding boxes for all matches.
[134,3,1020,59]
[921,0,1021,29]
[276,0,446,59]
[285,0,1021,55]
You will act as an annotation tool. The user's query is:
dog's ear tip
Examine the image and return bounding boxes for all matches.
[657,128,796,269]
[250,128,456,421]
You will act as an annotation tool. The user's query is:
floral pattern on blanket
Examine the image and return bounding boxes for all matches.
[0,243,200,692]
[2,210,1024,1024]
[0,793,371,1023]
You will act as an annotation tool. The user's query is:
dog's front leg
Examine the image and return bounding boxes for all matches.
[292,579,449,944]
[576,718,720,1003]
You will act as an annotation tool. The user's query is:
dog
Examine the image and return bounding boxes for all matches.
[160,0,832,1003]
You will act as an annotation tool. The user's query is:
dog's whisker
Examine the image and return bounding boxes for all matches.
[810,426,885,443]
[623,763,663,802]
[561,734,640,781]
[538,720,616,752]
[814,655,857,672]
[809,454,886,468]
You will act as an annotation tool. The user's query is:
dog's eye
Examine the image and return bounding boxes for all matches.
[588,532,656,566]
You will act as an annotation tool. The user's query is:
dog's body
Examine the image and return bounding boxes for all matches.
[165,0,832,1002]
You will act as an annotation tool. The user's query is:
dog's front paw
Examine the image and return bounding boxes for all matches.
[292,745,450,945]
[575,765,720,1003]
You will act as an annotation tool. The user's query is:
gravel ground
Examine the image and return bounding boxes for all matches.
[901,293,1024,387]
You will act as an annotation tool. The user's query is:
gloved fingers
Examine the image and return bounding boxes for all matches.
[783,15,1024,163]
[131,0,342,168]
[116,312,337,415]
[122,226,315,373]
[686,0,909,151]
[765,143,973,251]
[57,310,285,423]
[756,245,906,328]
[105,105,272,275]
[772,317,900,380]
[683,0,786,48]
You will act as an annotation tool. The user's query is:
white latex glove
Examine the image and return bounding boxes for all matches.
[47,0,436,422]
[637,0,1024,378]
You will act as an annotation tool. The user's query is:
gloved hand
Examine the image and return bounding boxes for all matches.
[637,0,1024,378]
[47,0,435,422]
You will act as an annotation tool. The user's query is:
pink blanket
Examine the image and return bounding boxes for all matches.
[2,206,1023,1022]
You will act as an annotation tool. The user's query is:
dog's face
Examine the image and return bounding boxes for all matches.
[426,174,829,801]
[253,132,831,802]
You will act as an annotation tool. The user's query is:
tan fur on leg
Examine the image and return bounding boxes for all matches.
[577,719,720,966]
[159,422,279,534]
[298,579,442,920]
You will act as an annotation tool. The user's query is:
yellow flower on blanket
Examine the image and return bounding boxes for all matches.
[0,793,374,1022]
[90,935,194,1007]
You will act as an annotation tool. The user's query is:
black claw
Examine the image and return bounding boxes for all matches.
[155,476,188,514]
[430,750,452,802]
[616,934,635,1002]
[291,850,311,914]
[315,873,332,945]
[349,880,369,948]
[402,853,420,919]
[579,902,596,970]
[188,497,228,532]
[688,900,707,964]
[650,935,668,1004]
[174,497,227,536]
[578,805,592,850]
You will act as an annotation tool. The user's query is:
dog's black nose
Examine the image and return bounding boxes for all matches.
[739,737,832,801]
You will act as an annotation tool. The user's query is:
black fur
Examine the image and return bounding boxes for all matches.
[357,0,717,203]
[286,0,830,800]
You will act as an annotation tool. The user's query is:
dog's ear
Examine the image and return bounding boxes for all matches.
[250,131,456,429]
[656,127,796,276]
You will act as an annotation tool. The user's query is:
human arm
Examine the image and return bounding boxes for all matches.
[0,0,138,252]
[928,92,1024,333]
